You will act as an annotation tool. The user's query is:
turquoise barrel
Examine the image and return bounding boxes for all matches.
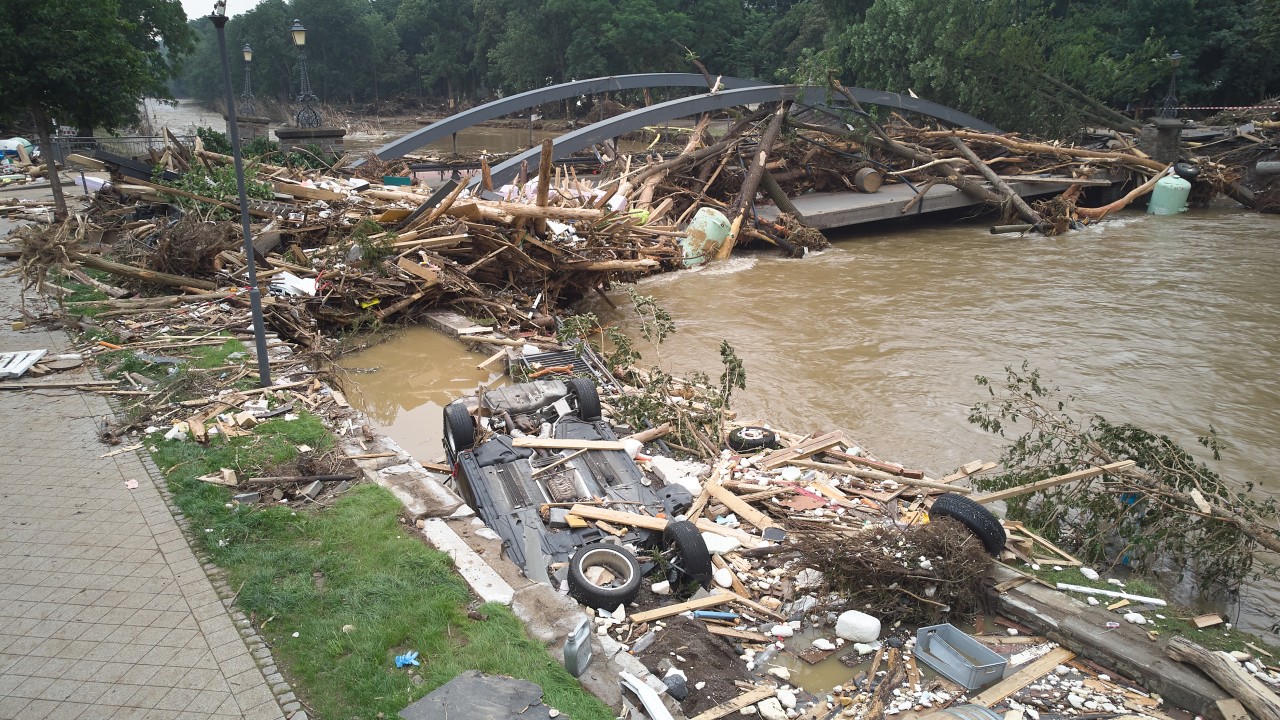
[680,207,732,266]
[1147,174,1191,215]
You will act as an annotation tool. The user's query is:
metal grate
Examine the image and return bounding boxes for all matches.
[515,342,618,394]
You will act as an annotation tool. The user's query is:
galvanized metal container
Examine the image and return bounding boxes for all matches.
[914,623,1007,690]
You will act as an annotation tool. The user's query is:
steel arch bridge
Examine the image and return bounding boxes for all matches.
[358,73,998,172]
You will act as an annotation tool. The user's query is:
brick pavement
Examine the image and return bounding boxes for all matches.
[0,264,286,719]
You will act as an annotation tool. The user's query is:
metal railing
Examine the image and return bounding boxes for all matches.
[51,135,196,163]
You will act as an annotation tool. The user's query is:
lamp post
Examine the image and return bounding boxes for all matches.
[290,19,322,128]
[209,3,273,387]
[1159,50,1182,119]
[240,44,256,116]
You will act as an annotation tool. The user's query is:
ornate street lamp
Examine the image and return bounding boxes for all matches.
[209,2,273,387]
[1159,50,1183,119]
[290,19,321,128]
[240,43,256,116]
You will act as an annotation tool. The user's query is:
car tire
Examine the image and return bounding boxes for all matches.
[930,493,1006,555]
[567,378,602,421]
[444,403,476,455]
[662,520,713,588]
[567,544,641,610]
[727,426,778,452]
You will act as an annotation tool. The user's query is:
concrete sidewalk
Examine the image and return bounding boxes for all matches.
[0,266,287,718]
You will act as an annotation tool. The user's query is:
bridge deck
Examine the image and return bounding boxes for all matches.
[762,179,1091,230]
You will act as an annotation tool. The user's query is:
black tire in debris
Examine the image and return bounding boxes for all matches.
[444,403,476,455]
[567,378,602,421]
[727,426,778,452]
[930,492,1007,555]
[567,543,642,610]
[662,520,713,588]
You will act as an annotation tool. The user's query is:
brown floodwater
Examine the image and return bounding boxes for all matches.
[342,203,1280,635]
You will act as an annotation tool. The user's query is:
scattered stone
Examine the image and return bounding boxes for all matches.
[777,687,797,709]
[768,666,791,681]
[1123,612,1147,625]
[651,580,672,595]
[714,567,735,588]
[1080,567,1100,581]
[757,697,787,720]
[812,638,835,651]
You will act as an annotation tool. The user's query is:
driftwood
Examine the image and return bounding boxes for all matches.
[1075,167,1171,220]
[77,253,217,291]
[1165,637,1280,720]
[947,137,1044,226]
[719,102,791,259]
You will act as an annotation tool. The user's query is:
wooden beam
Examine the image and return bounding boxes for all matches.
[630,594,733,623]
[971,461,1136,504]
[707,482,781,531]
[705,625,771,643]
[791,459,972,493]
[688,686,777,720]
[973,648,1075,707]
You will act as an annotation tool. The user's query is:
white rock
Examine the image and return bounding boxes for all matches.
[702,532,742,555]
[1067,694,1085,710]
[714,567,735,588]
[1230,650,1252,662]
[1026,709,1039,720]
[1007,628,1019,636]
[776,688,797,709]
[1054,665,1071,676]
[1086,596,1100,606]
[739,706,757,715]
[1083,700,1099,710]
[1107,578,1125,587]
[835,610,881,643]
[779,466,802,482]
[812,638,835,651]
[696,681,706,690]
[651,580,672,595]
[771,624,795,638]
[853,642,881,655]
[612,605,626,622]
[1098,674,1111,682]
[1246,661,1260,673]
[1080,567,1100,581]
[768,666,791,681]
[757,697,787,720]
[1123,612,1147,625]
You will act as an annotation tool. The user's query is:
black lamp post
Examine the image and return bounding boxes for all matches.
[240,43,256,116]
[209,2,273,387]
[290,19,321,128]
[1159,50,1183,119]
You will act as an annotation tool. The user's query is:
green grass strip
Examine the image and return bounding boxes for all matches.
[150,415,613,720]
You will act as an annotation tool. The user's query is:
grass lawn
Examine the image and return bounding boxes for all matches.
[150,416,614,720]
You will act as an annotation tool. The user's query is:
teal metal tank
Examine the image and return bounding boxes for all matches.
[1147,174,1192,215]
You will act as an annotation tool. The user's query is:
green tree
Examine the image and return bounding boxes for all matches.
[0,0,180,216]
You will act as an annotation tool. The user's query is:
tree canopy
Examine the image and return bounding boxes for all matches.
[171,0,1279,136]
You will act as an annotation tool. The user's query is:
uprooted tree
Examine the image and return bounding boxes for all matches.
[968,362,1279,592]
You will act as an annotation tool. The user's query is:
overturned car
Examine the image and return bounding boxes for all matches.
[443,378,712,609]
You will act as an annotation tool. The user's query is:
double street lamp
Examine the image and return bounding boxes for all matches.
[290,19,322,128]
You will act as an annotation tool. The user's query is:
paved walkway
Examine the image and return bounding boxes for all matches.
[0,265,285,718]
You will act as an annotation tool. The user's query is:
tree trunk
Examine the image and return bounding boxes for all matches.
[30,107,67,220]
[717,101,790,259]
[1165,637,1280,720]
[947,136,1044,226]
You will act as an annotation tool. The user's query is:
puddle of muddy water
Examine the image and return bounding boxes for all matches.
[338,326,501,462]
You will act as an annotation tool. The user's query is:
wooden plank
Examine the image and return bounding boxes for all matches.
[792,459,973,493]
[705,625,770,643]
[630,594,733,623]
[273,180,346,202]
[396,257,440,285]
[758,431,845,469]
[973,648,1076,707]
[511,438,626,450]
[1217,698,1253,720]
[688,686,777,720]
[693,518,767,549]
[707,482,781,530]
[972,461,1136,504]
[568,504,666,531]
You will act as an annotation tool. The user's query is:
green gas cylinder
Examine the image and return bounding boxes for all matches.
[1147,174,1192,215]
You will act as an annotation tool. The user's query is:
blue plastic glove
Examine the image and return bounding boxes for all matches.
[394,650,420,668]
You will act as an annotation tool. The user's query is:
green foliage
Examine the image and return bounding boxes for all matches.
[242,136,280,159]
[155,163,274,219]
[968,362,1278,592]
[153,456,613,719]
[196,126,234,155]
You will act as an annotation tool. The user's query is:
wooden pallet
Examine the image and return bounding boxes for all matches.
[0,349,47,379]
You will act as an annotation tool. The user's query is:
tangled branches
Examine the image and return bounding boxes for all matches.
[13,216,84,299]
[969,362,1279,591]
[794,521,993,625]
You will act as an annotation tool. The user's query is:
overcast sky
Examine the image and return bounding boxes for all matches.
[180,0,260,22]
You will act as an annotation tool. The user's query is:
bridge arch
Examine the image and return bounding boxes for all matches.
[361,74,765,165]
[479,84,1000,187]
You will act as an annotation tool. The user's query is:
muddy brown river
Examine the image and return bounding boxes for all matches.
[343,204,1280,634]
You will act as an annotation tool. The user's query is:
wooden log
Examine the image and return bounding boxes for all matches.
[947,137,1044,227]
[511,438,626,450]
[127,177,272,218]
[76,253,217,291]
[971,461,1136,504]
[921,130,1166,174]
[1256,162,1280,176]
[534,138,554,234]
[560,259,659,272]
[1165,637,1280,720]
[477,201,606,222]
[246,473,357,487]
[789,459,973,493]
[1076,168,1172,220]
[624,423,672,443]
[707,482,781,531]
[991,224,1036,235]
[718,101,790,260]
